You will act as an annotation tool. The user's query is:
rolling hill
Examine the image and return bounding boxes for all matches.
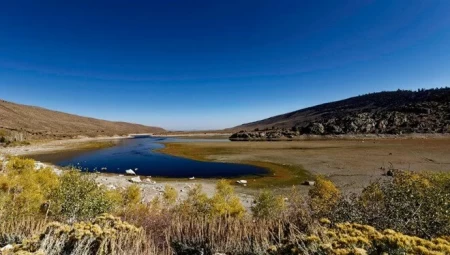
[0,99,165,140]
[230,88,450,139]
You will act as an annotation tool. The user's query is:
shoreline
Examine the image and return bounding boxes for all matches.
[158,138,450,193]
[157,142,312,188]
[0,136,258,208]
[3,132,449,158]
[0,136,127,156]
[3,134,450,193]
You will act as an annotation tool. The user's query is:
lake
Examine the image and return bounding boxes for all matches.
[30,137,268,178]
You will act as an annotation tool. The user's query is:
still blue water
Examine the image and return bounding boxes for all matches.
[31,137,268,178]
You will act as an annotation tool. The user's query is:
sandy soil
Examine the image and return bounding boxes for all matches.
[95,175,255,208]
[159,137,450,193]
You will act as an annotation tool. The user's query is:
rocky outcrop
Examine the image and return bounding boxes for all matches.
[298,102,450,135]
[230,129,300,141]
[231,88,450,134]
[230,90,450,140]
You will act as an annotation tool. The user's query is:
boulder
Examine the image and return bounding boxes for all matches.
[309,123,325,135]
[125,169,136,175]
[34,162,46,170]
[130,177,142,183]
[303,181,316,186]
[1,244,13,252]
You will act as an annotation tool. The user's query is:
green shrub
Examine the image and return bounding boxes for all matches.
[50,170,118,222]
[252,190,285,220]
[210,180,245,218]
[163,185,178,205]
[122,184,142,206]
[331,171,450,238]
[177,184,210,217]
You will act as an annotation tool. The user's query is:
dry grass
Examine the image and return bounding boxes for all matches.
[0,217,48,247]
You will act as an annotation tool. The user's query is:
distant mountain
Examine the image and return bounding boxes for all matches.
[230,88,450,140]
[0,100,165,140]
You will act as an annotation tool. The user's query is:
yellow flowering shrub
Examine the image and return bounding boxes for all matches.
[0,157,59,217]
[270,222,450,255]
[11,214,145,255]
[122,184,142,205]
[210,180,245,218]
[163,185,178,205]
[309,176,341,217]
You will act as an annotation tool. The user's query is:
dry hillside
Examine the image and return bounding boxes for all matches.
[231,88,450,136]
[0,99,165,140]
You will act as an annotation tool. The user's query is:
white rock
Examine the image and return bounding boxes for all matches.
[34,162,46,170]
[303,181,316,186]
[1,244,13,251]
[130,177,142,183]
[237,180,248,184]
[189,177,195,180]
[126,169,136,175]
[144,178,155,184]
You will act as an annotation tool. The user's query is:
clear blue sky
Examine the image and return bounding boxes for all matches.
[1,0,450,130]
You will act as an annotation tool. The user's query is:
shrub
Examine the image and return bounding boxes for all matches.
[162,185,178,205]
[177,184,210,216]
[12,214,150,255]
[6,157,35,173]
[331,171,450,238]
[210,180,245,218]
[122,184,142,206]
[286,186,314,231]
[308,176,341,217]
[269,222,450,255]
[252,190,285,220]
[0,157,59,217]
[50,170,118,222]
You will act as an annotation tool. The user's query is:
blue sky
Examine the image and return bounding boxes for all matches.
[1,0,450,130]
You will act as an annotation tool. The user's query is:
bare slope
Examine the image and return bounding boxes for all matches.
[0,99,165,139]
[231,88,450,135]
